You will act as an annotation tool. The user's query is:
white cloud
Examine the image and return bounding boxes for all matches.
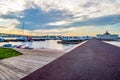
[0,0,120,35]
[1,0,119,22]
[34,0,120,26]
[0,18,20,32]
[0,18,31,35]
[0,18,19,26]
[0,0,27,14]
[0,0,120,19]
[34,26,95,34]
[46,20,72,26]
[0,0,33,32]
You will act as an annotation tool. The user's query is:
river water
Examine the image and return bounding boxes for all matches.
[0,40,76,50]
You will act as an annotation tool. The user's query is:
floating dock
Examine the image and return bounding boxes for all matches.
[22,39,120,80]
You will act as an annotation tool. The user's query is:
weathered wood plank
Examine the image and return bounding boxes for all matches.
[0,49,65,80]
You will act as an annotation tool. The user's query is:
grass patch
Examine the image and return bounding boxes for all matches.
[0,48,21,59]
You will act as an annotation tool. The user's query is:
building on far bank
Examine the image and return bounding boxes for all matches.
[96,31,119,40]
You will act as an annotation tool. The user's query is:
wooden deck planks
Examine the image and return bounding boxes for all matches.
[0,49,64,80]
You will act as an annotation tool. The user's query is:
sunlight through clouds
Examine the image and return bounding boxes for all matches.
[0,0,27,14]
[0,0,120,36]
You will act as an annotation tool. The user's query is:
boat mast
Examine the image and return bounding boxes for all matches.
[22,22,24,36]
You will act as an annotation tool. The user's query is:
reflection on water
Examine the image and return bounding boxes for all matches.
[0,40,76,50]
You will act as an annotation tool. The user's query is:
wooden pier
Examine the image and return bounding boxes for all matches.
[0,49,64,80]
[22,40,120,80]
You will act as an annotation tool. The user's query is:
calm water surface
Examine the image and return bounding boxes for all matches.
[0,40,76,50]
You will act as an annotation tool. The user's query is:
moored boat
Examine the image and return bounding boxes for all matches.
[2,44,12,48]
[27,37,34,41]
[0,37,4,42]
[16,36,28,42]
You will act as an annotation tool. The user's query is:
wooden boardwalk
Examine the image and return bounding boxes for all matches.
[22,40,120,80]
[0,49,64,80]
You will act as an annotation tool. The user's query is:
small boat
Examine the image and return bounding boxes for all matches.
[0,37,4,42]
[16,36,28,42]
[12,45,18,48]
[17,45,22,48]
[27,37,34,41]
[2,44,12,48]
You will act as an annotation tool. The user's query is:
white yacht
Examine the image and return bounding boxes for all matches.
[16,36,28,41]
[0,37,4,42]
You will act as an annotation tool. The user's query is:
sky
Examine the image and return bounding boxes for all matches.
[0,0,120,36]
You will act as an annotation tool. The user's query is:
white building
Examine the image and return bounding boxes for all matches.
[97,31,119,40]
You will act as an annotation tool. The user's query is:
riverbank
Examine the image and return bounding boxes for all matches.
[0,48,21,59]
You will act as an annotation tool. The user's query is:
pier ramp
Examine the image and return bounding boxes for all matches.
[22,40,120,80]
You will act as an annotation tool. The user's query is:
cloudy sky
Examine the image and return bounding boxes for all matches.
[0,0,120,36]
